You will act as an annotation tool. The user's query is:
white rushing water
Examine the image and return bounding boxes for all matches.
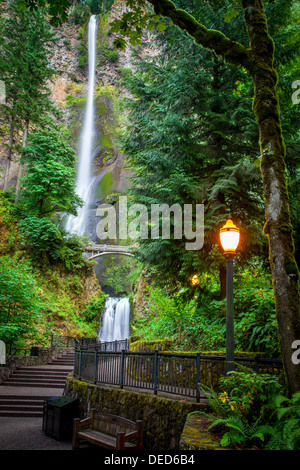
[99,298,130,342]
[65,15,98,236]
[64,16,130,342]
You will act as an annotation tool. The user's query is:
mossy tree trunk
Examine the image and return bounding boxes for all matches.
[146,0,300,393]
[242,0,300,394]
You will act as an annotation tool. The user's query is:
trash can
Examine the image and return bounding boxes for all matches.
[42,396,79,441]
[30,347,39,356]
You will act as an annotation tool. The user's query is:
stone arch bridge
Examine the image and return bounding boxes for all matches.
[83,244,135,261]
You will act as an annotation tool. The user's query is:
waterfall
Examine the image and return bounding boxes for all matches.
[65,15,98,236]
[64,16,131,342]
[99,298,130,342]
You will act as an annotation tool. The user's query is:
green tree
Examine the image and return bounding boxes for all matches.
[0,256,43,351]
[16,126,82,260]
[119,7,266,296]
[0,2,58,194]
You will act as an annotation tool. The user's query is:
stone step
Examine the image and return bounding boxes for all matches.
[13,372,70,377]
[0,350,74,417]
[4,377,67,384]
[0,399,44,406]
[0,395,49,400]
[0,395,48,417]
[49,361,74,366]
[0,409,43,417]
[0,404,42,411]
[20,367,73,372]
[2,381,65,388]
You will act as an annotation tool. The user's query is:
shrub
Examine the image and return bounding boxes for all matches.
[0,256,43,350]
[18,216,62,261]
[260,392,300,450]
[203,370,283,449]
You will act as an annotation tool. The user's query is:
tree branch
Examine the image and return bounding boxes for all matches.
[146,0,253,71]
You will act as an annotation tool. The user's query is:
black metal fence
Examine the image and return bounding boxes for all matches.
[50,335,129,351]
[74,348,283,402]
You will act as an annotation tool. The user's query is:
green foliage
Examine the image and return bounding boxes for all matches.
[59,234,89,272]
[0,255,44,350]
[118,3,266,286]
[68,2,90,25]
[16,126,83,264]
[219,370,281,422]
[80,295,108,333]
[86,0,114,15]
[204,370,282,448]
[105,48,119,62]
[233,268,278,356]
[132,263,277,355]
[96,15,119,66]
[204,370,300,449]
[77,33,88,67]
[18,126,82,215]
[260,392,300,450]
[0,2,58,128]
[132,284,224,350]
[18,216,62,260]
[100,255,140,296]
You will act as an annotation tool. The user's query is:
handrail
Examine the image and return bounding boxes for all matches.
[73,349,283,403]
[51,335,129,352]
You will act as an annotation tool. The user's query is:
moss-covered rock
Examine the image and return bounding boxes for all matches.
[179,413,225,450]
[130,339,173,352]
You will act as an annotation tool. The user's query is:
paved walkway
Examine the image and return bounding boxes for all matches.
[0,352,75,450]
[0,416,73,450]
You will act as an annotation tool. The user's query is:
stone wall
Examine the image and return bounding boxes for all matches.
[65,376,210,450]
[0,347,69,384]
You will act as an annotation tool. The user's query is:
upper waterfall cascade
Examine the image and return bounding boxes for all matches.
[65,15,98,236]
[63,16,130,342]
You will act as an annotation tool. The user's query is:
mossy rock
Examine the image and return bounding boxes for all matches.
[179,413,225,450]
[130,339,173,352]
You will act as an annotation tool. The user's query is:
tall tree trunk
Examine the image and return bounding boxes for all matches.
[15,118,29,201]
[3,115,15,190]
[243,0,300,394]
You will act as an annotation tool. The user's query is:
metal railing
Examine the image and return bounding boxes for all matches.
[73,349,283,402]
[50,335,129,352]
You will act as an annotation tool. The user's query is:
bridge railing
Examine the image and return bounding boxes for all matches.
[73,349,283,402]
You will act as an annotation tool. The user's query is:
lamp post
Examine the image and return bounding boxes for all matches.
[220,218,240,373]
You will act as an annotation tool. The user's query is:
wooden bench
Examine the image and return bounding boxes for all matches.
[72,409,144,450]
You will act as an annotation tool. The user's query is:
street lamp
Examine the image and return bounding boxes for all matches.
[220,218,240,373]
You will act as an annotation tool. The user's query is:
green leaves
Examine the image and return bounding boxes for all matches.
[223,0,242,23]
[118,2,264,286]
[0,256,43,348]
[19,126,81,216]
[16,126,82,262]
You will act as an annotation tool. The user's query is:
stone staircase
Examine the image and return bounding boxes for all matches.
[0,349,74,417]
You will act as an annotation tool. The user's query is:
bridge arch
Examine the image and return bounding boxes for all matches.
[86,251,135,261]
[83,244,136,261]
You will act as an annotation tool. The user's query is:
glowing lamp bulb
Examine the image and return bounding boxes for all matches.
[220,219,240,253]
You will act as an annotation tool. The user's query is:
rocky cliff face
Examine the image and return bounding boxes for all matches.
[0,0,159,296]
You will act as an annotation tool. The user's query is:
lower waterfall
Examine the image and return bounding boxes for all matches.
[99,297,130,342]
